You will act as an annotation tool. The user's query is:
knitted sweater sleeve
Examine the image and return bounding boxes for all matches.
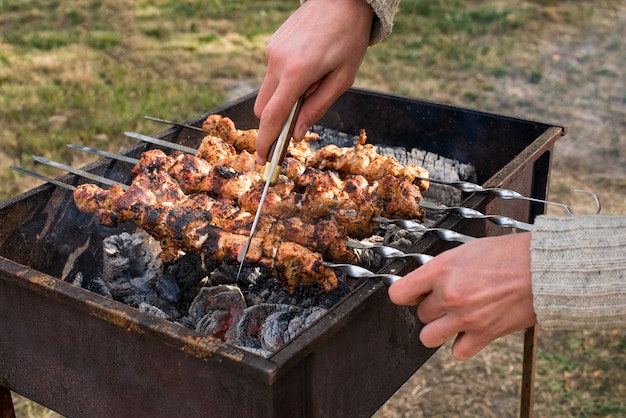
[300,0,401,45]
[530,214,626,329]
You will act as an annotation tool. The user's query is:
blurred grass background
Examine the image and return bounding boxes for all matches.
[1,0,625,416]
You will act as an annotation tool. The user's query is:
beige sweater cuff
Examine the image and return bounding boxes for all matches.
[365,0,401,44]
[531,214,626,329]
[300,0,400,45]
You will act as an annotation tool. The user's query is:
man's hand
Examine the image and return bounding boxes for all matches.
[254,0,374,164]
[388,233,537,360]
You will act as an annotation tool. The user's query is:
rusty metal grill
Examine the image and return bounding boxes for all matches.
[0,88,563,417]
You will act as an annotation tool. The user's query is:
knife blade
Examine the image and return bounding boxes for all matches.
[236,95,304,279]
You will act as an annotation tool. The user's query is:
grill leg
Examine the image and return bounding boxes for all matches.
[519,325,538,418]
[0,386,16,418]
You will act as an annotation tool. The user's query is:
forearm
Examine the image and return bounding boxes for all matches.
[301,0,401,44]
[531,214,626,329]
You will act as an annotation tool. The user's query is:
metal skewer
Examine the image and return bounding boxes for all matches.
[32,156,130,191]
[344,241,434,264]
[10,166,77,191]
[372,216,476,243]
[124,132,198,154]
[142,116,204,132]
[416,176,601,216]
[67,144,139,165]
[418,200,533,231]
[322,262,403,287]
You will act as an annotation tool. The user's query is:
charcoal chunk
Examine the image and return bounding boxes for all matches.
[189,285,246,341]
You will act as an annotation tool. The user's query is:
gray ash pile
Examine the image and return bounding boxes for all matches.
[69,230,354,358]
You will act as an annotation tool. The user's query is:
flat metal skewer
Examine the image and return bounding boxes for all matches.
[67,144,139,165]
[142,115,204,132]
[31,156,130,190]
[418,200,533,231]
[372,216,476,243]
[344,241,434,264]
[10,166,77,191]
[416,176,601,216]
[124,131,198,154]
[322,262,403,287]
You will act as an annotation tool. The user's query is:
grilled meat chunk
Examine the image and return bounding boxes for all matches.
[203,114,321,154]
[204,226,337,292]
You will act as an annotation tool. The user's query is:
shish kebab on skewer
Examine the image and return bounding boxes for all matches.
[14,162,441,292]
[69,114,432,293]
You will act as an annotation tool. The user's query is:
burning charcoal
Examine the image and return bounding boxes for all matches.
[243,273,351,311]
[207,268,235,286]
[352,246,381,270]
[107,279,135,301]
[285,307,327,339]
[101,232,163,308]
[103,232,153,279]
[188,285,247,341]
[231,304,296,354]
[175,316,196,329]
[138,302,171,320]
[298,284,350,310]
[240,274,279,306]
[311,125,357,148]
[69,271,84,287]
[259,307,302,352]
[121,286,158,308]
[234,267,263,288]
[196,311,231,337]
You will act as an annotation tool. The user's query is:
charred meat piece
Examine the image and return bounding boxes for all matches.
[73,172,351,290]
[203,226,338,293]
[287,130,430,190]
[203,114,321,154]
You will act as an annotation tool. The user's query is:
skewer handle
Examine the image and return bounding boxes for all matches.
[262,95,305,186]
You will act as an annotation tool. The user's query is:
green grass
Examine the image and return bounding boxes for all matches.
[0,0,280,197]
[535,330,626,417]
